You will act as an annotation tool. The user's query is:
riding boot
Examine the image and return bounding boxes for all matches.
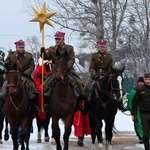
[44,74,56,98]
[85,80,96,102]
[118,101,127,112]
[31,98,40,116]
[0,82,7,100]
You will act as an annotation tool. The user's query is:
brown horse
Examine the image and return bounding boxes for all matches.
[2,63,33,150]
[48,50,77,150]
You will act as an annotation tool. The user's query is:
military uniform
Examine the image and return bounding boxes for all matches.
[0,40,39,115]
[89,51,113,77]
[132,76,150,150]
[5,51,35,75]
[84,51,113,101]
[42,43,84,97]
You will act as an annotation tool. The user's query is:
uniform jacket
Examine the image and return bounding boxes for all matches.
[89,51,113,77]
[42,43,75,74]
[132,85,150,115]
[5,51,35,76]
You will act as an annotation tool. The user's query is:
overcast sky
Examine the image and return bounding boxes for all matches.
[0,0,78,54]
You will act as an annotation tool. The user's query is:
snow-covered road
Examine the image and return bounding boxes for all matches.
[0,111,145,150]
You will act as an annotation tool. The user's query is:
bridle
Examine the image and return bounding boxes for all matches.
[95,73,123,108]
[7,70,21,90]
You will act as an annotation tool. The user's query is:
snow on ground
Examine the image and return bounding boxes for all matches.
[0,110,144,150]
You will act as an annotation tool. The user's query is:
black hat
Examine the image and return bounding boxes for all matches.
[138,77,144,83]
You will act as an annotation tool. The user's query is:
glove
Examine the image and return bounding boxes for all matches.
[41,47,45,53]
[93,74,100,80]
[132,115,137,123]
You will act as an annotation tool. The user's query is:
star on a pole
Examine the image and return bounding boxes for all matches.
[29,2,56,32]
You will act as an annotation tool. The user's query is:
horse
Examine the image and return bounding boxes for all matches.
[47,50,77,150]
[0,74,9,144]
[86,66,125,150]
[2,63,34,150]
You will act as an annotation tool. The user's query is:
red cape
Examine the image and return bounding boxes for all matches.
[33,63,50,119]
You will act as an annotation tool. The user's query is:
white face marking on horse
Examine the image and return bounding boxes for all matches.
[117,75,123,101]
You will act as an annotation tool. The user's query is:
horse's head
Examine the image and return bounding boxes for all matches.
[101,66,125,101]
[5,63,21,95]
[55,50,68,81]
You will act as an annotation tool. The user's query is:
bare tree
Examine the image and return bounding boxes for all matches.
[26,36,41,64]
[23,0,129,55]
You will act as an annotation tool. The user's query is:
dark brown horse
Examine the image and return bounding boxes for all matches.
[48,50,77,150]
[2,63,33,150]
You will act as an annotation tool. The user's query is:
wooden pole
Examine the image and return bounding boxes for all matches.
[41,28,44,112]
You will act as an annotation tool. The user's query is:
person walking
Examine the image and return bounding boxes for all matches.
[127,77,144,143]
[132,73,150,150]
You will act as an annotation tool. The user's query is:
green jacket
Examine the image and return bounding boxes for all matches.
[127,88,136,111]
[89,51,113,77]
[5,51,35,76]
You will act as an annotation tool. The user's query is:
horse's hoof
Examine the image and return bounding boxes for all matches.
[0,139,3,144]
[45,136,50,142]
[50,138,56,145]
[98,143,103,149]
[77,140,84,147]
[4,134,9,141]
[37,139,42,143]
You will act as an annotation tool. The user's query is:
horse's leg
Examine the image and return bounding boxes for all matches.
[0,113,4,144]
[105,108,117,150]
[36,117,42,143]
[95,116,103,149]
[44,113,51,142]
[63,115,74,150]
[4,116,9,141]
[52,117,61,150]
[11,126,19,150]
[88,113,96,144]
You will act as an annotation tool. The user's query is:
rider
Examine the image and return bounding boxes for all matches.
[40,31,85,112]
[0,40,39,116]
[84,39,127,112]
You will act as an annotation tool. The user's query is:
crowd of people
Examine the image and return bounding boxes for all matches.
[0,31,150,149]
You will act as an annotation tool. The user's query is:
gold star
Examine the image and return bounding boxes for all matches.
[29,2,56,32]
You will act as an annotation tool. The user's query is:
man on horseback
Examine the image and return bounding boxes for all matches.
[40,31,85,112]
[84,39,127,112]
[0,40,39,116]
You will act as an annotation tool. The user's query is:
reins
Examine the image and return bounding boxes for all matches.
[95,73,123,109]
